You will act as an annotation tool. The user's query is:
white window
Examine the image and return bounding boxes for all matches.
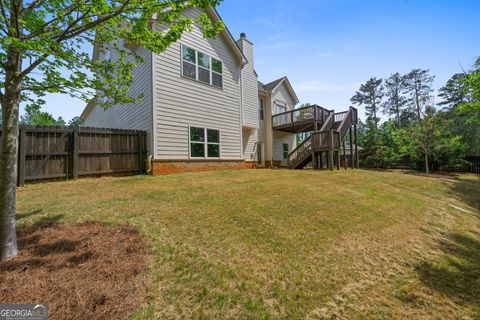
[258,98,264,120]
[181,44,223,88]
[283,143,289,160]
[190,127,220,158]
[275,102,287,115]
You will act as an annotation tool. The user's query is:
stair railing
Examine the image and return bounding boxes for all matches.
[287,134,313,168]
[335,107,357,143]
[319,113,334,131]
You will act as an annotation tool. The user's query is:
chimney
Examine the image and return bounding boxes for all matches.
[237,32,254,70]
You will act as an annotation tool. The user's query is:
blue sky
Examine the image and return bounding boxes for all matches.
[36,0,480,122]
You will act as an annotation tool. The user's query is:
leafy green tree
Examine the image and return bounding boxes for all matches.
[20,105,65,126]
[438,73,470,108]
[68,116,84,127]
[382,73,408,128]
[355,119,367,147]
[404,69,435,121]
[0,0,224,261]
[437,58,480,155]
[360,119,397,168]
[402,107,466,174]
[351,77,384,126]
[459,57,480,123]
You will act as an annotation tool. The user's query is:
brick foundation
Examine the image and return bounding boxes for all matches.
[152,160,257,175]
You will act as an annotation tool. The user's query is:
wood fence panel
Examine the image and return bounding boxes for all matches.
[0,125,147,185]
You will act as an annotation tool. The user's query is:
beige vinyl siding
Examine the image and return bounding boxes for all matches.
[271,82,297,164]
[237,38,258,161]
[83,46,153,150]
[257,94,268,164]
[237,39,258,128]
[272,83,296,111]
[153,7,242,160]
[272,131,296,165]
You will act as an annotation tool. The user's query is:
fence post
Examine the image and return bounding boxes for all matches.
[72,127,79,179]
[137,132,144,173]
[18,127,26,186]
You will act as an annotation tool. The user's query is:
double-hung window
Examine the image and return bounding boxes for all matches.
[258,98,264,120]
[190,127,220,158]
[283,143,289,160]
[274,102,287,115]
[182,44,223,88]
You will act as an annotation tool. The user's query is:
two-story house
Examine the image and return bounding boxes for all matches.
[81,7,299,174]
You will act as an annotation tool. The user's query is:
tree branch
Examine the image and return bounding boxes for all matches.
[22,0,85,40]
[20,0,46,17]
[0,0,9,33]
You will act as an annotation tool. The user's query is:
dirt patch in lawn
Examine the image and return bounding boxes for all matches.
[0,221,149,320]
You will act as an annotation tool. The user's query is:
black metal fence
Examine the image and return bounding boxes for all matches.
[362,156,480,174]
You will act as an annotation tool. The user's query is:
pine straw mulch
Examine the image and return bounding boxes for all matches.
[0,221,149,320]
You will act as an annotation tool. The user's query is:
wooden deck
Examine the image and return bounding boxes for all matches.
[283,106,360,170]
[272,105,333,133]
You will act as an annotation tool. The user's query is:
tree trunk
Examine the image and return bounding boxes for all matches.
[424,152,429,174]
[0,46,22,261]
[415,85,421,121]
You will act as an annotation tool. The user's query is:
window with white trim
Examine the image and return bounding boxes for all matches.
[283,143,289,160]
[258,98,264,120]
[190,127,220,158]
[182,44,223,88]
[274,102,287,115]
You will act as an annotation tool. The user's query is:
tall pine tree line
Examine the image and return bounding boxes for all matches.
[352,58,479,172]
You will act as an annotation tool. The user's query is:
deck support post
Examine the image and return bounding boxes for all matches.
[349,126,354,169]
[336,150,340,170]
[354,124,359,169]
[312,122,318,169]
[343,140,347,170]
[328,150,334,171]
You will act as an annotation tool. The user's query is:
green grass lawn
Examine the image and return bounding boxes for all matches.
[16,169,480,319]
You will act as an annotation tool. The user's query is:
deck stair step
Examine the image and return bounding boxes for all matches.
[287,107,358,169]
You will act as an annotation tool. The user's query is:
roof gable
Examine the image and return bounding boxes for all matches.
[259,77,299,104]
[205,7,247,66]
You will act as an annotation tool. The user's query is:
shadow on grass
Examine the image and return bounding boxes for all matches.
[416,232,480,308]
[16,209,43,221]
[446,176,480,213]
[400,170,480,213]
[16,209,65,228]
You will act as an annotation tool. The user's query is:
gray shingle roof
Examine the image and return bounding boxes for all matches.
[261,77,286,92]
[258,81,267,92]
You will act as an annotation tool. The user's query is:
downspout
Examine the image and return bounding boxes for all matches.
[266,92,273,167]
[149,15,158,173]
[239,64,244,160]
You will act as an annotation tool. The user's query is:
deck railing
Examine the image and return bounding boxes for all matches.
[287,134,313,168]
[272,105,332,129]
[287,107,358,169]
[334,111,348,123]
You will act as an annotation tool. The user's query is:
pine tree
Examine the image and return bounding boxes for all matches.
[438,73,470,108]
[382,73,408,128]
[351,77,384,126]
[404,69,435,121]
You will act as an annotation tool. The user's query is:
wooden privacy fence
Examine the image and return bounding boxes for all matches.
[0,125,147,186]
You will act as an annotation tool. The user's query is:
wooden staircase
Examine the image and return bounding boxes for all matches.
[287,107,359,170]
